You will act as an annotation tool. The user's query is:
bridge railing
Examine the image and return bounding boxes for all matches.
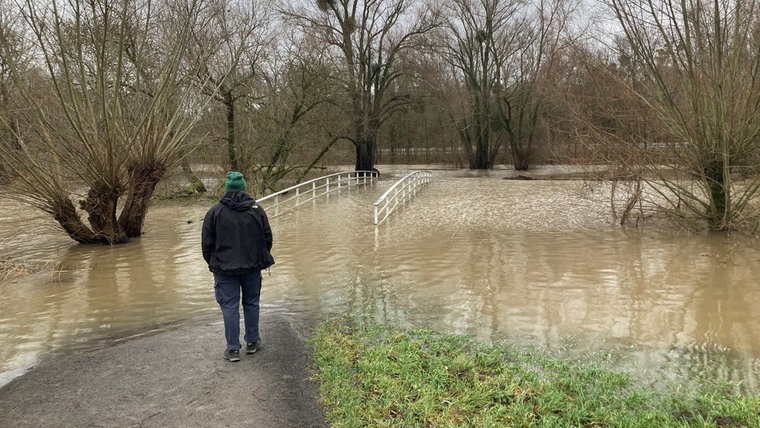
[373,170,432,225]
[257,171,378,218]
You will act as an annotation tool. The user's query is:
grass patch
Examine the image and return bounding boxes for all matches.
[310,317,760,427]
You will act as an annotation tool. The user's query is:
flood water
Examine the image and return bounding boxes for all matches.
[2,167,760,393]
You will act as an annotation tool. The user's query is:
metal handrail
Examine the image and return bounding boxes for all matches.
[373,170,432,225]
[257,171,378,218]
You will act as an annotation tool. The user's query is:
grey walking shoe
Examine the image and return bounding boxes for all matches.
[246,340,261,354]
[224,349,240,362]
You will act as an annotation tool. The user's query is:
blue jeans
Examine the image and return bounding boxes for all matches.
[214,271,262,351]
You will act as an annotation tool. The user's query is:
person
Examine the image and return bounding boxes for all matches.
[201,171,274,362]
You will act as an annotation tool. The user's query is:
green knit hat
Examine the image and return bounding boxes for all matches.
[224,171,246,192]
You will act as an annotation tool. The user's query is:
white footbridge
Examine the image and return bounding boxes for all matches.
[256,170,431,225]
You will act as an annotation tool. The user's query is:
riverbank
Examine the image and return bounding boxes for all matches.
[0,313,326,428]
[312,317,760,427]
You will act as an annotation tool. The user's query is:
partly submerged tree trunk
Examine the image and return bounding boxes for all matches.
[473,129,492,169]
[354,137,376,172]
[78,182,128,244]
[507,103,539,172]
[465,92,497,170]
[54,199,105,244]
[469,120,493,169]
[353,113,378,172]
[118,163,166,238]
[704,160,728,229]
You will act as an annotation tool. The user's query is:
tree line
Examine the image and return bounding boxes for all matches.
[1,0,759,244]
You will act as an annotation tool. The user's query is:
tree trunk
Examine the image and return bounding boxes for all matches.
[79,183,128,244]
[354,115,378,172]
[225,91,238,171]
[181,157,206,194]
[503,93,538,172]
[354,137,376,172]
[468,92,493,170]
[53,199,103,244]
[512,146,529,170]
[119,164,165,238]
[705,160,728,230]
[472,119,491,169]
[474,134,491,169]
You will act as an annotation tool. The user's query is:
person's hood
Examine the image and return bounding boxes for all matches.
[220,190,256,211]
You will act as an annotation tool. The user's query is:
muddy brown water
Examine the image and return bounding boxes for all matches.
[2,167,760,393]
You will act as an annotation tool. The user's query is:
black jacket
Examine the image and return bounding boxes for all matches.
[201,191,274,274]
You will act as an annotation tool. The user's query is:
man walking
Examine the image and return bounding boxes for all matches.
[202,171,274,362]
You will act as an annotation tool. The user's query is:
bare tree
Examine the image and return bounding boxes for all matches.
[440,0,526,169]
[2,0,213,244]
[608,0,760,230]
[496,0,577,170]
[283,0,440,173]
[251,31,344,193]
[186,0,274,175]
[0,0,28,179]
[440,0,578,170]
[380,48,462,165]
[560,41,671,225]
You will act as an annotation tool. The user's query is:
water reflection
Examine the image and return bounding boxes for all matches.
[2,168,760,393]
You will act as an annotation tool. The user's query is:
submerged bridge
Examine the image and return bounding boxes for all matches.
[256,170,432,225]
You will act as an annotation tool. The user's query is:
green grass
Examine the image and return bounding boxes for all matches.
[310,317,760,427]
